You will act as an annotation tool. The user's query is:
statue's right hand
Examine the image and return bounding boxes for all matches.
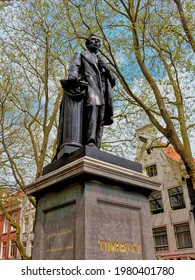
[68,75,78,81]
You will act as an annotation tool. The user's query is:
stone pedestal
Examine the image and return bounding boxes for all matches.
[24,147,160,260]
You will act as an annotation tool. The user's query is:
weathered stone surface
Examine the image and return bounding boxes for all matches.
[24,151,160,260]
[83,182,155,260]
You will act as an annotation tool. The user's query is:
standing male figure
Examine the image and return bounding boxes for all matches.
[68,34,116,148]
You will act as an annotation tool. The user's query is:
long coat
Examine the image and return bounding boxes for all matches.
[68,50,115,125]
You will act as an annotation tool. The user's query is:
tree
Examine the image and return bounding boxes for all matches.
[0,189,30,260]
[60,0,195,217]
[0,0,78,185]
[0,0,76,258]
[1,0,195,259]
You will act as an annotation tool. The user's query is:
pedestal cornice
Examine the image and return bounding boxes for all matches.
[24,156,160,196]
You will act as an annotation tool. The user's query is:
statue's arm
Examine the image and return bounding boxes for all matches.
[68,53,82,80]
[107,71,116,88]
[97,55,116,88]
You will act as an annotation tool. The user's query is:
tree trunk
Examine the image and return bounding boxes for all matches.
[186,177,195,219]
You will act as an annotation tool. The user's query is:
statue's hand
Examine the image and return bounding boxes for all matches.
[68,75,78,81]
[98,57,110,74]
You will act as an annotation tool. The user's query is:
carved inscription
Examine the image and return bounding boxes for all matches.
[48,229,72,239]
[98,240,141,253]
[46,229,73,254]
[95,199,143,259]
[44,202,75,259]
[46,245,73,253]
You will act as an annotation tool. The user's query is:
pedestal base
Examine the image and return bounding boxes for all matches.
[25,148,160,260]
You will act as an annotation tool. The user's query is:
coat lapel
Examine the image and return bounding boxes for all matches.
[81,51,99,71]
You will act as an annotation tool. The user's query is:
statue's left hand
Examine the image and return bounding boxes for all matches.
[97,56,110,73]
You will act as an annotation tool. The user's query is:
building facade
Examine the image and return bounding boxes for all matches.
[0,191,35,259]
[0,191,22,259]
[1,123,195,260]
[136,124,195,260]
[20,194,35,258]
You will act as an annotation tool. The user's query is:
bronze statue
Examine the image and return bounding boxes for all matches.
[57,34,115,157]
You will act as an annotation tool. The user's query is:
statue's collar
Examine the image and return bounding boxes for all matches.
[81,51,98,67]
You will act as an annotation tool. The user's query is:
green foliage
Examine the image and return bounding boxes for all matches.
[0,0,79,187]
[1,0,195,186]
[1,0,195,257]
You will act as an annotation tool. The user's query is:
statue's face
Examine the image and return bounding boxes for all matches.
[86,36,101,52]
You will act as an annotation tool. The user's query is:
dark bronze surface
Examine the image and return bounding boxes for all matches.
[43,146,142,175]
[56,34,116,159]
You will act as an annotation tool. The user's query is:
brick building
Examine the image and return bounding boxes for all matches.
[1,123,195,259]
[0,191,22,259]
[0,190,35,259]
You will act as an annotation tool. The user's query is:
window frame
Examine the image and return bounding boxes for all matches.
[3,217,9,234]
[153,226,169,252]
[30,213,35,232]
[174,223,192,249]
[146,164,158,177]
[9,239,16,258]
[168,186,185,210]
[30,240,33,256]
[149,191,164,214]
[23,216,29,233]
[1,241,7,259]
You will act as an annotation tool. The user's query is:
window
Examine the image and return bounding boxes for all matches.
[153,227,169,252]
[174,223,192,249]
[22,240,27,249]
[146,164,157,177]
[31,213,35,232]
[149,191,164,214]
[168,186,185,210]
[22,241,27,253]
[146,149,151,155]
[9,240,15,258]
[3,217,8,234]
[23,216,29,233]
[30,240,33,256]
[1,241,7,259]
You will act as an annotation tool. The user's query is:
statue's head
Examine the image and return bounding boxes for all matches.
[85,34,101,52]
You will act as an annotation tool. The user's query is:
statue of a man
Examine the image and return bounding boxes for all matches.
[68,34,116,148]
